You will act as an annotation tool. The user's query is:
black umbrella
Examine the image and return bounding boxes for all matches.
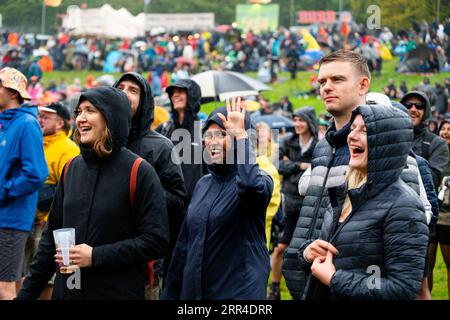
[190,70,271,102]
[252,114,294,130]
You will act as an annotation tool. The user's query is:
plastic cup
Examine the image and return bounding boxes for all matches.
[53,228,76,274]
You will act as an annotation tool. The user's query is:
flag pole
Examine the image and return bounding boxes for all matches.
[41,1,46,35]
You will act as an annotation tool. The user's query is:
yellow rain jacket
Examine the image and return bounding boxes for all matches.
[37,131,80,220]
[256,155,281,248]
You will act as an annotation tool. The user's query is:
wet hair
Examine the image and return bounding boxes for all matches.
[319,49,371,80]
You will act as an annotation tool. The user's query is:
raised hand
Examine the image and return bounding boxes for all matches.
[217,96,247,140]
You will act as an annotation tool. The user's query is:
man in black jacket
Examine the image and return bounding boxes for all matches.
[401,91,449,189]
[156,79,205,201]
[114,73,187,299]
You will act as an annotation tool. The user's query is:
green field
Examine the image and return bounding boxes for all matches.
[42,58,450,116]
[41,57,450,300]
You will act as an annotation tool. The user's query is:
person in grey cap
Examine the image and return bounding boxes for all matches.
[401,91,449,189]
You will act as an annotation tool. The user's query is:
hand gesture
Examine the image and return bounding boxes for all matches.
[311,250,336,287]
[304,239,338,263]
[217,96,247,140]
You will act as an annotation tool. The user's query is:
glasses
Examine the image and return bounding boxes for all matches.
[403,102,426,110]
[204,130,227,141]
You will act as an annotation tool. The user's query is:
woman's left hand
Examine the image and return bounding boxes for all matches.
[311,250,336,287]
[55,243,93,268]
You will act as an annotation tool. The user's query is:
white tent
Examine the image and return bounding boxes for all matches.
[62,4,143,39]
[63,5,214,38]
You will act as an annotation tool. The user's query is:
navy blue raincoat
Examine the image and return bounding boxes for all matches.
[161,107,273,300]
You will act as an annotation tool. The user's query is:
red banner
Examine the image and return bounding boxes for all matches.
[298,10,337,24]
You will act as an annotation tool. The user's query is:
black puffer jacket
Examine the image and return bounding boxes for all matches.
[156,79,205,199]
[279,107,318,196]
[300,105,428,300]
[114,73,187,255]
[283,104,427,300]
[18,87,169,300]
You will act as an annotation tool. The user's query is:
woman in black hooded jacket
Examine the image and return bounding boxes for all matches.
[298,104,429,300]
[17,87,169,300]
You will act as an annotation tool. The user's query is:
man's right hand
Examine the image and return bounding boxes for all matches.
[304,239,339,263]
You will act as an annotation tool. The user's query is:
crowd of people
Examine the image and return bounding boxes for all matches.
[1,37,450,300]
[1,16,450,92]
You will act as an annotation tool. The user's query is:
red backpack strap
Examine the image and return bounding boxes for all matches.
[130,158,156,298]
[130,157,144,217]
[148,260,156,297]
[63,157,75,189]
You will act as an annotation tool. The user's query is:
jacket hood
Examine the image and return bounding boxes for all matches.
[77,87,131,151]
[400,91,431,123]
[202,106,253,177]
[293,107,318,139]
[167,79,202,117]
[114,72,154,142]
[439,118,450,138]
[350,104,413,199]
[0,103,38,119]
[0,104,38,129]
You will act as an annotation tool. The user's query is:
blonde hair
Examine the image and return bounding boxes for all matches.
[340,168,368,221]
[256,122,278,164]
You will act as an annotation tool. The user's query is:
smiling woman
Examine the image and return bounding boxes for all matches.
[162,97,274,300]
[299,104,429,300]
[73,99,112,158]
[17,87,170,300]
